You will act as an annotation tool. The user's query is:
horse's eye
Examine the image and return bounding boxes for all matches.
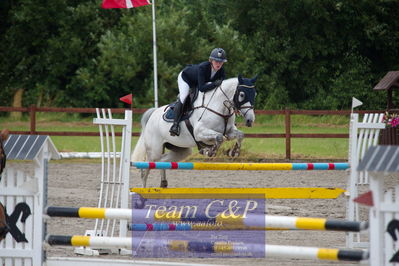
[239,92,245,102]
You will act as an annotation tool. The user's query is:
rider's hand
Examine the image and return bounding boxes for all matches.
[213,79,222,87]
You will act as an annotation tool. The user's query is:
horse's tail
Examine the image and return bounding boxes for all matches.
[131,108,157,162]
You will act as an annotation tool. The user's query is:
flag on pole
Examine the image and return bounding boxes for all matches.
[101,0,158,108]
[102,0,150,9]
[120,94,133,105]
[351,97,363,109]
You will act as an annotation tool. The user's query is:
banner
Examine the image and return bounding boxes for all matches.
[102,0,150,9]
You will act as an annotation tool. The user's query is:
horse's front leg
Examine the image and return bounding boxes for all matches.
[208,134,223,157]
[195,128,224,157]
[225,129,244,157]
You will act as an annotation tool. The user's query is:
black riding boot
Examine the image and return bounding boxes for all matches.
[169,100,183,136]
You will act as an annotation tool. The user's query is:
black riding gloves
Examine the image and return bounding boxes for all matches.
[213,79,222,87]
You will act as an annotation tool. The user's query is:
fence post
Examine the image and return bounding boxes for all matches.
[285,109,291,160]
[30,104,36,135]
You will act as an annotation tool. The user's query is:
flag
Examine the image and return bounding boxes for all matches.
[120,94,133,105]
[352,97,363,109]
[102,0,150,9]
[353,191,373,207]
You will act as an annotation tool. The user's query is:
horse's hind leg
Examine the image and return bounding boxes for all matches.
[160,170,167,188]
[159,147,192,188]
[142,143,164,187]
[133,169,150,209]
[140,169,150,188]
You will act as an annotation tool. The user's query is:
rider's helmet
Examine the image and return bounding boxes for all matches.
[209,48,227,62]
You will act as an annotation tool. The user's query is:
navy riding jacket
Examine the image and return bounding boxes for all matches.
[181,61,225,92]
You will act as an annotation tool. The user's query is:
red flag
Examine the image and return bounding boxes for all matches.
[102,0,150,9]
[120,94,133,105]
[353,191,374,207]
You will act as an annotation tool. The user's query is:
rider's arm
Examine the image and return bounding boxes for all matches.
[198,64,220,93]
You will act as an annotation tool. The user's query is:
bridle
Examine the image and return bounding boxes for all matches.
[193,82,255,135]
[232,84,255,117]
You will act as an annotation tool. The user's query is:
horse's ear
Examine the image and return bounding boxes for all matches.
[238,74,244,84]
[251,74,258,83]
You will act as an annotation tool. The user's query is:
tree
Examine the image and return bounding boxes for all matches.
[1,0,398,110]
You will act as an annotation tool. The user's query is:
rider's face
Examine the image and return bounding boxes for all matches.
[210,60,224,71]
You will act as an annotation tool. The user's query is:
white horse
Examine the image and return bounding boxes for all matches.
[131,75,257,188]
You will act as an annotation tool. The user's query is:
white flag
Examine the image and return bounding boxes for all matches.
[352,97,363,109]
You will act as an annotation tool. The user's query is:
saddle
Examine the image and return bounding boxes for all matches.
[162,88,199,123]
[163,89,214,150]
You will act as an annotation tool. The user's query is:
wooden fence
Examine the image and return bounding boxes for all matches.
[0,105,383,159]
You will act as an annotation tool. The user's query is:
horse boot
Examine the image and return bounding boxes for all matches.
[169,100,183,136]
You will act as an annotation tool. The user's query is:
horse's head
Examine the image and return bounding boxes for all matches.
[234,75,257,127]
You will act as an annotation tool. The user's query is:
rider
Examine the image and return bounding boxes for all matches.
[169,48,227,136]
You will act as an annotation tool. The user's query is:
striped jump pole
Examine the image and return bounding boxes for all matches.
[128,216,368,232]
[45,206,368,232]
[146,213,368,232]
[130,187,346,199]
[132,162,350,171]
[45,235,369,262]
[46,206,132,220]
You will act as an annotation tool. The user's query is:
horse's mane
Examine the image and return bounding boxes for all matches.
[223,77,238,88]
[194,78,238,97]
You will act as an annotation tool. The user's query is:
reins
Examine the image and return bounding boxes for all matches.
[193,84,236,136]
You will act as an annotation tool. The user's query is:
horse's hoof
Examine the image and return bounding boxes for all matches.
[225,148,237,157]
[133,198,146,209]
[231,148,240,157]
[160,180,168,188]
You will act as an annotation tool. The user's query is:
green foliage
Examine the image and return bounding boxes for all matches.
[1,0,398,110]
[228,0,399,109]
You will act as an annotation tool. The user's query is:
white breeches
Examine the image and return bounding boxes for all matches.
[178,72,190,103]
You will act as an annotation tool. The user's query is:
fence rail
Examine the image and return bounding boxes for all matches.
[0,105,383,159]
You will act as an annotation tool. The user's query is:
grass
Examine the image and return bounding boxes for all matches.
[0,113,351,161]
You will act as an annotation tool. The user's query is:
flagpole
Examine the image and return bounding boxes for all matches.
[152,0,158,108]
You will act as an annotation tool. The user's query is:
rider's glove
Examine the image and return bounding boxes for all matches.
[213,79,222,87]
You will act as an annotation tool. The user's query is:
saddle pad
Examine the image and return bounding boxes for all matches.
[162,102,193,123]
